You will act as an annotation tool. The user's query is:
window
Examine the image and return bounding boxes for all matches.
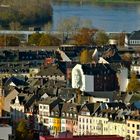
[40,105,42,109]
[137,131,140,136]
[128,123,130,127]
[51,111,54,116]
[67,113,69,117]
[90,119,92,123]
[70,113,72,117]
[62,112,65,117]
[133,124,135,127]
[83,118,84,123]
[137,125,140,129]
[132,130,135,134]
[62,127,65,131]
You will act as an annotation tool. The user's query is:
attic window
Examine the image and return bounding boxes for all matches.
[70,113,72,117]
[51,111,54,116]
[56,111,59,115]
[67,113,69,117]
[70,107,76,111]
[62,112,65,117]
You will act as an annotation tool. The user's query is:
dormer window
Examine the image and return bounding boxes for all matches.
[51,111,54,116]
[62,112,65,117]
[70,107,76,112]
[70,113,72,117]
[55,111,59,116]
[67,113,69,117]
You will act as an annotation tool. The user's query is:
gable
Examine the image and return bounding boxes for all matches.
[79,105,90,116]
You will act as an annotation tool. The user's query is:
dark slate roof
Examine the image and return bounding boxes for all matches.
[85,91,116,101]
[107,102,127,110]
[39,97,63,110]
[81,63,116,75]
[131,101,140,110]
[79,102,100,115]
[58,88,76,101]
[4,76,28,87]
[11,92,34,106]
[128,30,140,40]
[61,102,79,113]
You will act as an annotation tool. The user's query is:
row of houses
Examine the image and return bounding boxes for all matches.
[37,97,140,140]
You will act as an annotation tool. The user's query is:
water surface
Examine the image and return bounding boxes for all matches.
[52,1,140,32]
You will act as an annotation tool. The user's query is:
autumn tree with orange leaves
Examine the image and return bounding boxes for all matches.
[73,28,97,45]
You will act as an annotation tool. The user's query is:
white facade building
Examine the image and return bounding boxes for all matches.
[72,64,94,92]
[117,67,129,92]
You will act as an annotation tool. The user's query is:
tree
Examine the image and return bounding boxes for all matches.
[16,119,28,140]
[39,34,61,46]
[80,49,92,64]
[73,28,97,45]
[95,30,109,46]
[6,36,20,46]
[0,96,4,117]
[28,33,42,46]
[117,32,125,47]
[127,72,140,93]
[9,21,21,30]
[57,17,93,44]
[121,53,132,62]
[44,22,52,33]
[0,36,5,46]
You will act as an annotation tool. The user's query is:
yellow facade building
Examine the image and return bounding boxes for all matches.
[127,119,140,140]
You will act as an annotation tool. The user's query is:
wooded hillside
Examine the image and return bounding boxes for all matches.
[0,0,53,28]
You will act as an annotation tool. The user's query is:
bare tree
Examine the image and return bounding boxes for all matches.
[44,22,52,34]
[9,21,21,31]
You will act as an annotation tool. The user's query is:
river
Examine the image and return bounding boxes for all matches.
[52,1,140,32]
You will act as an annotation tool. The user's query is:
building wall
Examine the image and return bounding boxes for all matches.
[83,75,94,92]
[126,120,140,140]
[108,121,127,138]
[61,118,66,132]
[78,115,93,135]
[117,67,128,92]
[53,117,61,135]
[72,64,94,92]
[0,126,12,140]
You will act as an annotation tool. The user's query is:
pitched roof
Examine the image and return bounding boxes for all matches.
[81,63,116,75]
[128,30,140,40]
[39,97,63,110]
[4,76,28,87]
[37,64,65,76]
[61,102,79,113]
[107,102,127,110]
[79,102,100,115]
[131,101,140,110]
